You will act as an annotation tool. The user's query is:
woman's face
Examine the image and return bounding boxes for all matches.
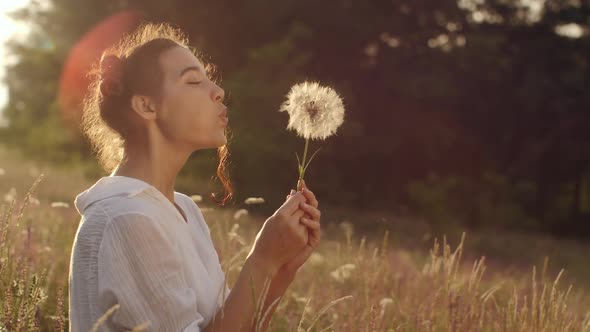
[154,46,228,151]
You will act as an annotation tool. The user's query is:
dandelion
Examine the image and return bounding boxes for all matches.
[279,81,345,189]
[190,194,202,203]
[244,197,265,205]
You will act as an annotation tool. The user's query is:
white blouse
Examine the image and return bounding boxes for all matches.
[69,176,231,332]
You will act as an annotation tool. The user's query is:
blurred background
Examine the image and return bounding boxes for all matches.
[0,0,589,241]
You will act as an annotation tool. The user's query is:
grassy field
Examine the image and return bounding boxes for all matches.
[1,144,589,331]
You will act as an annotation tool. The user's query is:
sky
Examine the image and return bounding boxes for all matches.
[0,0,31,127]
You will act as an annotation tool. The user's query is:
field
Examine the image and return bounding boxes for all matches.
[1,145,589,331]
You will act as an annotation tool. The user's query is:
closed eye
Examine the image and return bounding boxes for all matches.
[188,81,202,85]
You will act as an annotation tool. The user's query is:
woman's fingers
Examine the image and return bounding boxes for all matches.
[300,217,320,230]
[299,202,321,221]
[301,187,318,208]
[292,208,306,221]
[301,217,321,248]
[280,192,306,215]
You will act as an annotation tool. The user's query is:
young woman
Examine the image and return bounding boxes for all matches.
[68,22,321,332]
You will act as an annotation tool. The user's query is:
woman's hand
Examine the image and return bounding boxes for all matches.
[280,179,322,275]
[247,191,310,276]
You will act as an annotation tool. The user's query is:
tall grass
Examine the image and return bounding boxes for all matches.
[1,172,589,331]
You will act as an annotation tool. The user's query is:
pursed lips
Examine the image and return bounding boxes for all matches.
[219,108,229,126]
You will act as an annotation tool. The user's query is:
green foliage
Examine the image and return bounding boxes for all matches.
[1,0,589,234]
[407,171,538,231]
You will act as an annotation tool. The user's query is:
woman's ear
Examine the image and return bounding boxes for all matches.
[130,95,157,120]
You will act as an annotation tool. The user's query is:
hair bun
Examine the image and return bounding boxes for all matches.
[99,54,124,97]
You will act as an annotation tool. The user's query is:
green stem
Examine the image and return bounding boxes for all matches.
[299,138,310,183]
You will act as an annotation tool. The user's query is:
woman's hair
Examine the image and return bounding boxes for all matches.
[81,22,233,206]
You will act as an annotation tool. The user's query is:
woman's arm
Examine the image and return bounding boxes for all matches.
[207,186,321,332]
[203,253,279,332]
[255,267,296,331]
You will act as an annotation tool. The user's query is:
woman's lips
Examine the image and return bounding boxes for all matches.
[219,107,228,126]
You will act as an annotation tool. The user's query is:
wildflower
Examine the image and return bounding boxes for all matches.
[379,298,394,308]
[244,197,265,205]
[279,81,345,188]
[228,223,246,245]
[190,194,202,203]
[309,252,325,266]
[50,202,70,208]
[3,187,16,202]
[30,197,40,206]
[330,263,356,283]
[233,208,249,220]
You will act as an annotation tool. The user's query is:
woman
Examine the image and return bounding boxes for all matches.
[68,22,322,332]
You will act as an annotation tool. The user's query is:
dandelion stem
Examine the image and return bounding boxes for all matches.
[299,138,310,185]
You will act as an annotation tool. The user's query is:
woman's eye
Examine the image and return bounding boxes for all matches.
[188,81,202,85]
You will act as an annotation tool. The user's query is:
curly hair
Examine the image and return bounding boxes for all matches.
[80,22,233,205]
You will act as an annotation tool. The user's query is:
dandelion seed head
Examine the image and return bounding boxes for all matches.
[279,81,345,140]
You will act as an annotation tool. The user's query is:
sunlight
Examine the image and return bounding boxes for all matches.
[0,0,31,127]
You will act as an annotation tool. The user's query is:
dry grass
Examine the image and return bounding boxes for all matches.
[1,146,589,331]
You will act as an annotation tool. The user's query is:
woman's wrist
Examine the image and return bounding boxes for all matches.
[245,251,279,278]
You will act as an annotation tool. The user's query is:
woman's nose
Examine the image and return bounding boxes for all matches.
[214,86,225,103]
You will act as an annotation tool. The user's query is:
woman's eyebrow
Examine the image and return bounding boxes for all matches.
[179,66,205,77]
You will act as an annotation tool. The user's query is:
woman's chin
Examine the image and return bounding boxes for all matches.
[215,135,227,147]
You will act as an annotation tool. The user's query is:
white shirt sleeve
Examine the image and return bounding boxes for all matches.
[97,212,205,332]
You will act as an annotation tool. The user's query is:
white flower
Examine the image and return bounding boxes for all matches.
[309,252,325,266]
[279,81,345,140]
[379,298,394,308]
[29,197,40,206]
[3,187,16,202]
[244,197,265,205]
[228,223,246,245]
[190,194,202,203]
[50,202,70,208]
[330,263,356,283]
[379,297,394,318]
[233,208,249,220]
